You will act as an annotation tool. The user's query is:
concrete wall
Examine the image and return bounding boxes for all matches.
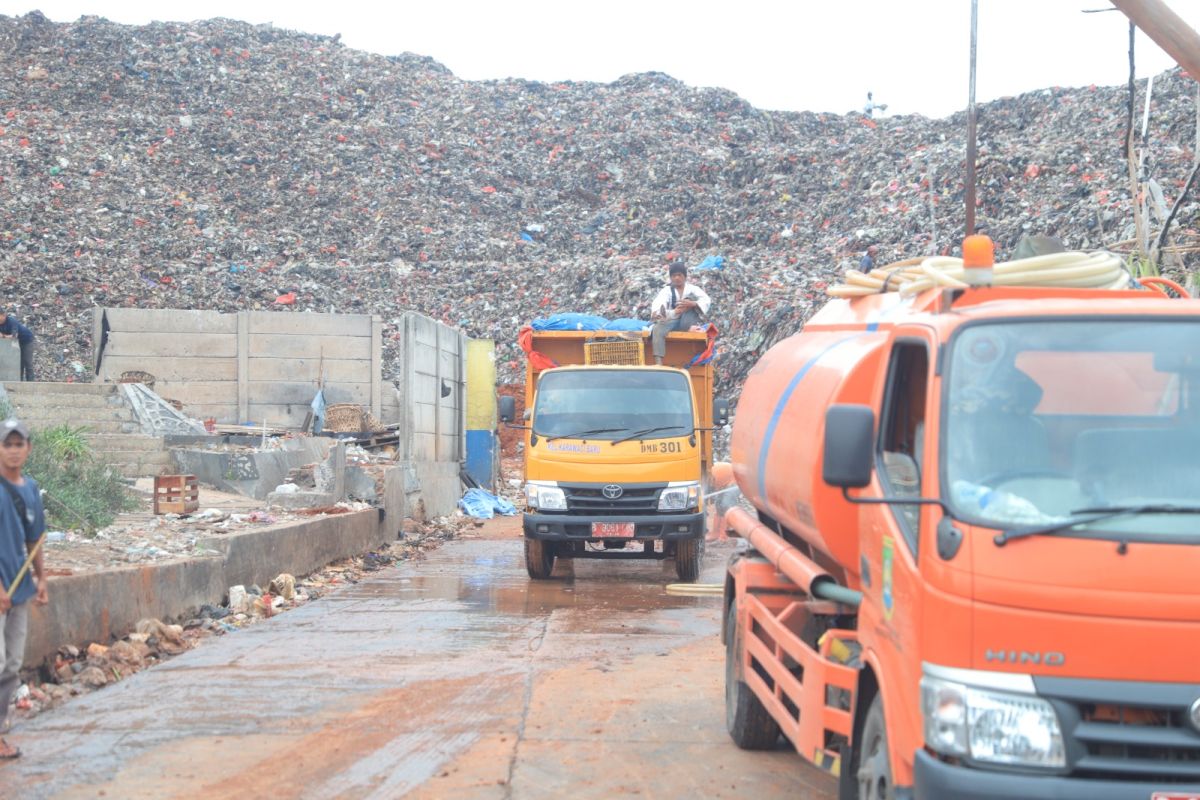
[93,308,383,427]
[395,312,466,464]
[24,508,387,667]
[170,437,332,499]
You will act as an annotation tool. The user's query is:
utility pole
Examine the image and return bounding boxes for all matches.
[965,0,979,237]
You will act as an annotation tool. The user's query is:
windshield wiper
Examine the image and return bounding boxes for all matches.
[994,504,1200,546]
[611,425,691,445]
[545,427,627,442]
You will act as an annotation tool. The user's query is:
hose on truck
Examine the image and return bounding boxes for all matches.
[827,250,1135,298]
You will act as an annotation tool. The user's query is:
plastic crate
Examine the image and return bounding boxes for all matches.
[154,474,199,515]
[584,339,644,366]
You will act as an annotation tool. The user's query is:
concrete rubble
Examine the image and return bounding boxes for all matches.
[0,13,1196,406]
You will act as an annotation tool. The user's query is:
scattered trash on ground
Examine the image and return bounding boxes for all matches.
[7,515,465,724]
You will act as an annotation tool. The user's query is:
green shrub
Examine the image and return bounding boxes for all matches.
[23,424,137,533]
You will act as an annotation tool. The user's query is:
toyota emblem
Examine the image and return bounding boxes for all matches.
[1190,697,1200,731]
[602,484,623,500]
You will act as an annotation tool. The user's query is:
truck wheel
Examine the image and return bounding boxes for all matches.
[524,538,555,579]
[724,602,781,749]
[852,694,894,800]
[674,537,703,582]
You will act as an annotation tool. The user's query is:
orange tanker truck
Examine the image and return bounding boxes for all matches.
[721,243,1200,798]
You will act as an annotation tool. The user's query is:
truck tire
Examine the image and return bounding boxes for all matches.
[524,538,555,579]
[674,537,703,582]
[851,694,893,800]
[724,602,781,750]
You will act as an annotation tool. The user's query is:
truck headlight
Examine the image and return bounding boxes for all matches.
[920,673,1065,769]
[658,482,700,511]
[525,483,566,511]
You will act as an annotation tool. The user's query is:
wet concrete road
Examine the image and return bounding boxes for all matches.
[1,523,837,799]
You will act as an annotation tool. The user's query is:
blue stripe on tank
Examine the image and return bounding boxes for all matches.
[755,335,863,517]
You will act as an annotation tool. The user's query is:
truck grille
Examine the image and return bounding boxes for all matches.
[563,484,661,515]
[1038,678,1200,782]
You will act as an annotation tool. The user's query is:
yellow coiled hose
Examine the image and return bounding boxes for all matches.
[828,251,1131,298]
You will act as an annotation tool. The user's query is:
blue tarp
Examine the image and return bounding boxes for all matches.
[310,388,326,435]
[459,488,517,519]
[693,255,726,270]
[529,313,611,331]
[604,318,650,331]
[530,313,649,332]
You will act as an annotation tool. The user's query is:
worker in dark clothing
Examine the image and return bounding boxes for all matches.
[860,245,879,271]
[0,312,34,382]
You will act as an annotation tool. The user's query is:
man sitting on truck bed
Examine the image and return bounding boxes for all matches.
[650,260,711,365]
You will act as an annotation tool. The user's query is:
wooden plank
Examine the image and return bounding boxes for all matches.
[246,310,372,337]
[104,308,235,334]
[153,381,238,405]
[247,381,371,406]
[244,358,368,384]
[105,331,237,358]
[247,335,370,360]
[98,356,237,382]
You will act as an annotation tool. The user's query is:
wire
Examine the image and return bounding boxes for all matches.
[828,251,1138,298]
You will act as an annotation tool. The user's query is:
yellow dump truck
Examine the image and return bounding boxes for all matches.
[500,328,727,581]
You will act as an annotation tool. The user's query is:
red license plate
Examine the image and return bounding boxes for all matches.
[1153,793,1200,800]
[592,522,635,538]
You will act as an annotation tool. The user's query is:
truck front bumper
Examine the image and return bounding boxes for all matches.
[524,511,704,542]
[915,749,1200,799]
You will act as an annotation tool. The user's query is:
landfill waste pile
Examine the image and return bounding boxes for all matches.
[6,514,462,724]
[1,13,1198,400]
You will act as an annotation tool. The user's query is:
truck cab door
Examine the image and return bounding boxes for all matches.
[863,326,937,785]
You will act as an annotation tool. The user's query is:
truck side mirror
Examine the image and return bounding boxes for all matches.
[823,404,875,488]
[713,398,730,427]
[498,395,516,423]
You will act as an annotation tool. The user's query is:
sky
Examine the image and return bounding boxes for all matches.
[0,1,1194,118]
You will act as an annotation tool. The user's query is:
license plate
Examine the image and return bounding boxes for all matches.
[1153,793,1200,800]
[592,522,635,538]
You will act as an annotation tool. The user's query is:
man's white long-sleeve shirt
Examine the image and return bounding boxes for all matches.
[651,282,711,320]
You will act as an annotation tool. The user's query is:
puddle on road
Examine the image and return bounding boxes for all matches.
[383,547,717,614]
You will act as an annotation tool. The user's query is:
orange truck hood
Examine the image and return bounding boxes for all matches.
[967,530,1200,681]
[525,436,700,483]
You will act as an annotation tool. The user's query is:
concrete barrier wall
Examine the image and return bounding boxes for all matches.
[24,508,389,667]
[395,312,465,464]
[93,308,383,427]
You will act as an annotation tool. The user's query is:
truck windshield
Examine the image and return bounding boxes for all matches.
[943,319,1200,537]
[533,370,694,441]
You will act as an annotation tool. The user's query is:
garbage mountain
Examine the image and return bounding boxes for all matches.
[1,12,1196,402]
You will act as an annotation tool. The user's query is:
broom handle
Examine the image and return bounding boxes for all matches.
[1,532,46,602]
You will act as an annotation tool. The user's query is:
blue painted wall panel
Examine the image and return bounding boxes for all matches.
[465,429,495,488]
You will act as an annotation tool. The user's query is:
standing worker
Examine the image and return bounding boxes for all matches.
[650,260,711,366]
[0,418,48,760]
[0,311,34,382]
[860,244,879,271]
